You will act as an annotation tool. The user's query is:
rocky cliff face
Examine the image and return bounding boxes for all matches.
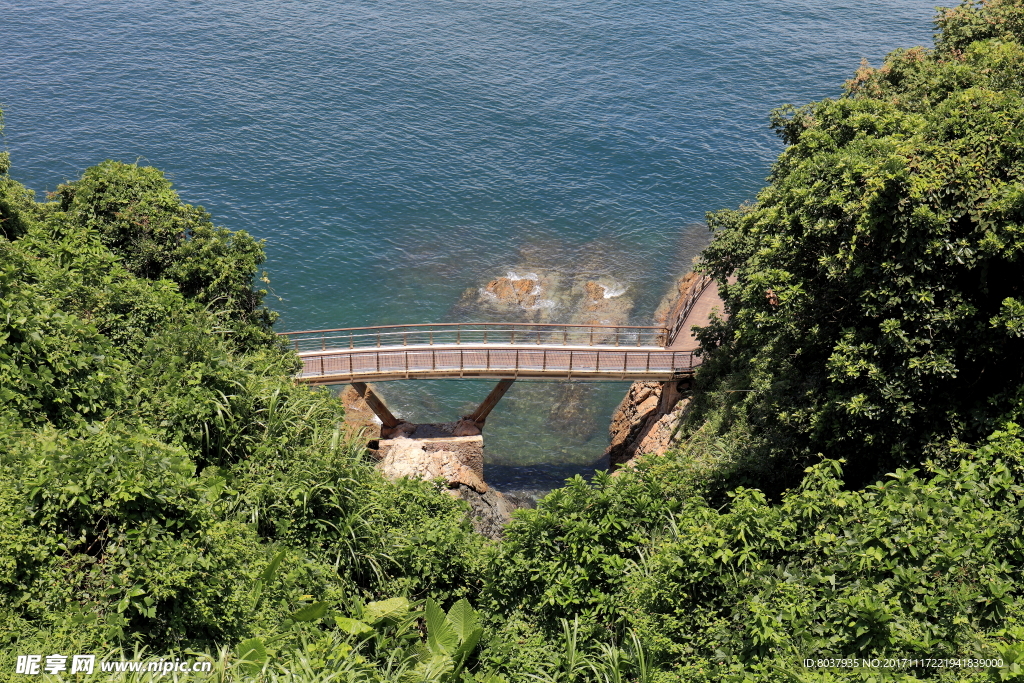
[604,380,691,468]
[603,271,704,469]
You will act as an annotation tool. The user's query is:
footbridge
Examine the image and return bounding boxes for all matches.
[282,274,719,385]
[280,274,721,432]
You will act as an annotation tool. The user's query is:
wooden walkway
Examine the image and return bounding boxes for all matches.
[283,277,725,385]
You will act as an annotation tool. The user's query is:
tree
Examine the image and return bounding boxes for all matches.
[692,0,1024,487]
[53,161,277,349]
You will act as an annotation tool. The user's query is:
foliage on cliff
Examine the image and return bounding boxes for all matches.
[690,0,1024,488]
[0,143,483,674]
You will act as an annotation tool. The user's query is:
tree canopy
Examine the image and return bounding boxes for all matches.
[693,0,1024,487]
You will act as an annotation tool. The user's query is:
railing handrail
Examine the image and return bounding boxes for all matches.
[279,321,668,337]
[667,273,714,346]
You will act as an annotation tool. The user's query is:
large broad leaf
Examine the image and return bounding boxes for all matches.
[290,601,328,622]
[403,654,454,683]
[261,549,287,584]
[444,599,480,644]
[453,627,483,667]
[363,596,410,624]
[334,616,374,636]
[425,598,458,656]
[236,638,267,674]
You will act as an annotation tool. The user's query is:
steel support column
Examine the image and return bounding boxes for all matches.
[350,382,401,428]
[467,378,516,426]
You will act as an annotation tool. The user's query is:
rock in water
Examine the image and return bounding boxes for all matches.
[484,276,540,309]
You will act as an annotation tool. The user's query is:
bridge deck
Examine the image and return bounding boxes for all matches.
[295,344,698,384]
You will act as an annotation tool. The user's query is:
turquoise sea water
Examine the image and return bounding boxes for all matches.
[4,0,938,493]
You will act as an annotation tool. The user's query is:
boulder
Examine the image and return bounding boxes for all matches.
[378,436,488,493]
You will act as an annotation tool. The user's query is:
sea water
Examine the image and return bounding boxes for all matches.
[3,0,938,493]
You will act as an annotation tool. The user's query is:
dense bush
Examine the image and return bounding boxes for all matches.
[690,0,1024,489]
[0,136,484,676]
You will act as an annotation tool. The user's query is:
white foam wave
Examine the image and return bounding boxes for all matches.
[523,298,558,311]
[507,271,539,281]
[600,283,627,299]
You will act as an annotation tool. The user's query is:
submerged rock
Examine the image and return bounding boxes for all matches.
[546,382,598,442]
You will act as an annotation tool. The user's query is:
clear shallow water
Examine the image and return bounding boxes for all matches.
[4,0,938,492]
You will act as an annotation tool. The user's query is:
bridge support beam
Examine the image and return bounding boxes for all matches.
[350,382,401,429]
[467,378,516,427]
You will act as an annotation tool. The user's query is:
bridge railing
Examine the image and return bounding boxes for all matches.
[279,322,669,352]
[666,273,714,346]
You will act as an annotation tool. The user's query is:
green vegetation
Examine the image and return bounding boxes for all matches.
[2,1,1024,680]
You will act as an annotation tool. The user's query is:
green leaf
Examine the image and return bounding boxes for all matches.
[444,598,481,644]
[425,598,458,656]
[363,596,410,624]
[290,601,328,623]
[237,638,267,674]
[261,549,286,585]
[334,616,374,636]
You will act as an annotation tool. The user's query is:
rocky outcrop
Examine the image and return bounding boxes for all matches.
[653,270,702,327]
[483,275,542,310]
[374,431,525,539]
[338,384,381,435]
[377,435,487,492]
[605,380,691,469]
[456,270,563,323]
[451,484,520,539]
